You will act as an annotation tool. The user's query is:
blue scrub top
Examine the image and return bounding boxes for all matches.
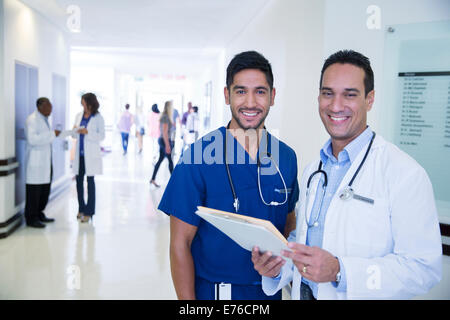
[79,114,92,156]
[158,126,299,285]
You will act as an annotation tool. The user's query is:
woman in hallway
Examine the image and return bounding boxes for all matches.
[150,101,174,188]
[147,103,161,163]
[72,93,105,222]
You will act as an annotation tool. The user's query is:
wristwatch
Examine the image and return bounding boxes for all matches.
[335,257,341,284]
[335,271,341,284]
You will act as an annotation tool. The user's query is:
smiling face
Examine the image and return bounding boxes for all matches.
[319,63,374,153]
[224,69,275,131]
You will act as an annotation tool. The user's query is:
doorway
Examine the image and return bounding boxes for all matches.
[14,62,38,209]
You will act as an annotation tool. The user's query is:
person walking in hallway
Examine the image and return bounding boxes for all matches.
[180,101,193,158]
[118,103,134,155]
[72,93,105,223]
[150,100,175,188]
[185,106,200,145]
[24,97,61,228]
[148,103,161,164]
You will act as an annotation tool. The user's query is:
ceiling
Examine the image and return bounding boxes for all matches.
[21,0,272,49]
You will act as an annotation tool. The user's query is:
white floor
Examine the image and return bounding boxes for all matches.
[0,135,178,299]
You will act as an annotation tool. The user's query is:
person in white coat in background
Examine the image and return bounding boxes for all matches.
[184,106,199,146]
[71,93,105,223]
[24,97,61,228]
[252,50,442,300]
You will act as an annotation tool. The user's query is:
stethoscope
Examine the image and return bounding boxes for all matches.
[304,132,376,227]
[224,123,288,213]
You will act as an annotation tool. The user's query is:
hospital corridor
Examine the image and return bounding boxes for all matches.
[0,138,176,299]
[0,0,450,302]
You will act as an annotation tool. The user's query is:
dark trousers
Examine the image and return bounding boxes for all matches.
[151,138,174,181]
[25,183,51,223]
[121,132,129,152]
[76,156,96,216]
[300,282,317,300]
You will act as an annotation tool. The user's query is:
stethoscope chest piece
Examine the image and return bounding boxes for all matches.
[339,187,354,201]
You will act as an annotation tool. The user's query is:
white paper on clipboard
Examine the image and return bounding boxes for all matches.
[195,206,290,261]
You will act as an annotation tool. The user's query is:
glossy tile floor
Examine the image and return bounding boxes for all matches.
[0,135,178,299]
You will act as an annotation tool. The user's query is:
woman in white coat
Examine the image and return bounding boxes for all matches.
[71,93,105,222]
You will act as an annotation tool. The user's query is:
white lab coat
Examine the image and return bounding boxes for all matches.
[262,134,442,299]
[184,112,199,145]
[25,110,56,184]
[71,112,105,176]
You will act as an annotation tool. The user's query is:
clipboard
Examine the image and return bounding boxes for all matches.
[195,206,290,261]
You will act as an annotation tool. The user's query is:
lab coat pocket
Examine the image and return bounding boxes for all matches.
[29,148,47,167]
[345,197,391,258]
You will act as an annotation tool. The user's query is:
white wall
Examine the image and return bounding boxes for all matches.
[223,0,327,173]
[197,50,226,134]
[0,1,4,157]
[1,0,70,221]
[0,0,11,225]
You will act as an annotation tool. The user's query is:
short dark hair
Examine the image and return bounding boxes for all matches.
[226,51,274,90]
[125,104,130,110]
[36,97,49,108]
[320,50,374,96]
[193,106,198,113]
[81,92,100,115]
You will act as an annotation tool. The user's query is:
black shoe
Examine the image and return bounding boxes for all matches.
[26,220,46,228]
[39,213,55,223]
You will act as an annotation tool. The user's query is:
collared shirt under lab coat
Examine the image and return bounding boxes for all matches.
[25,110,56,184]
[262,134,442,299]
[71,112,105,176]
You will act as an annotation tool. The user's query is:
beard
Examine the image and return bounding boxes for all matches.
[230,106,270,131]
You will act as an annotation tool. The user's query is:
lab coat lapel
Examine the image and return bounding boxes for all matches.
[322,138,373,242]
[317,138,374,300]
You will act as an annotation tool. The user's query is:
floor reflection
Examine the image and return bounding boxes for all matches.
[0,134,177,299]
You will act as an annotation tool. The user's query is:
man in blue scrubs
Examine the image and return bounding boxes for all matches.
[158,51,299,300]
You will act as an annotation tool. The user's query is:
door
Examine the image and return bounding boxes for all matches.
[15,62,38,207]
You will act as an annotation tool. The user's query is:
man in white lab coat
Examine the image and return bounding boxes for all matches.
[252,50,442,299]
[24,97,61,228]
[184,106,200,145]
